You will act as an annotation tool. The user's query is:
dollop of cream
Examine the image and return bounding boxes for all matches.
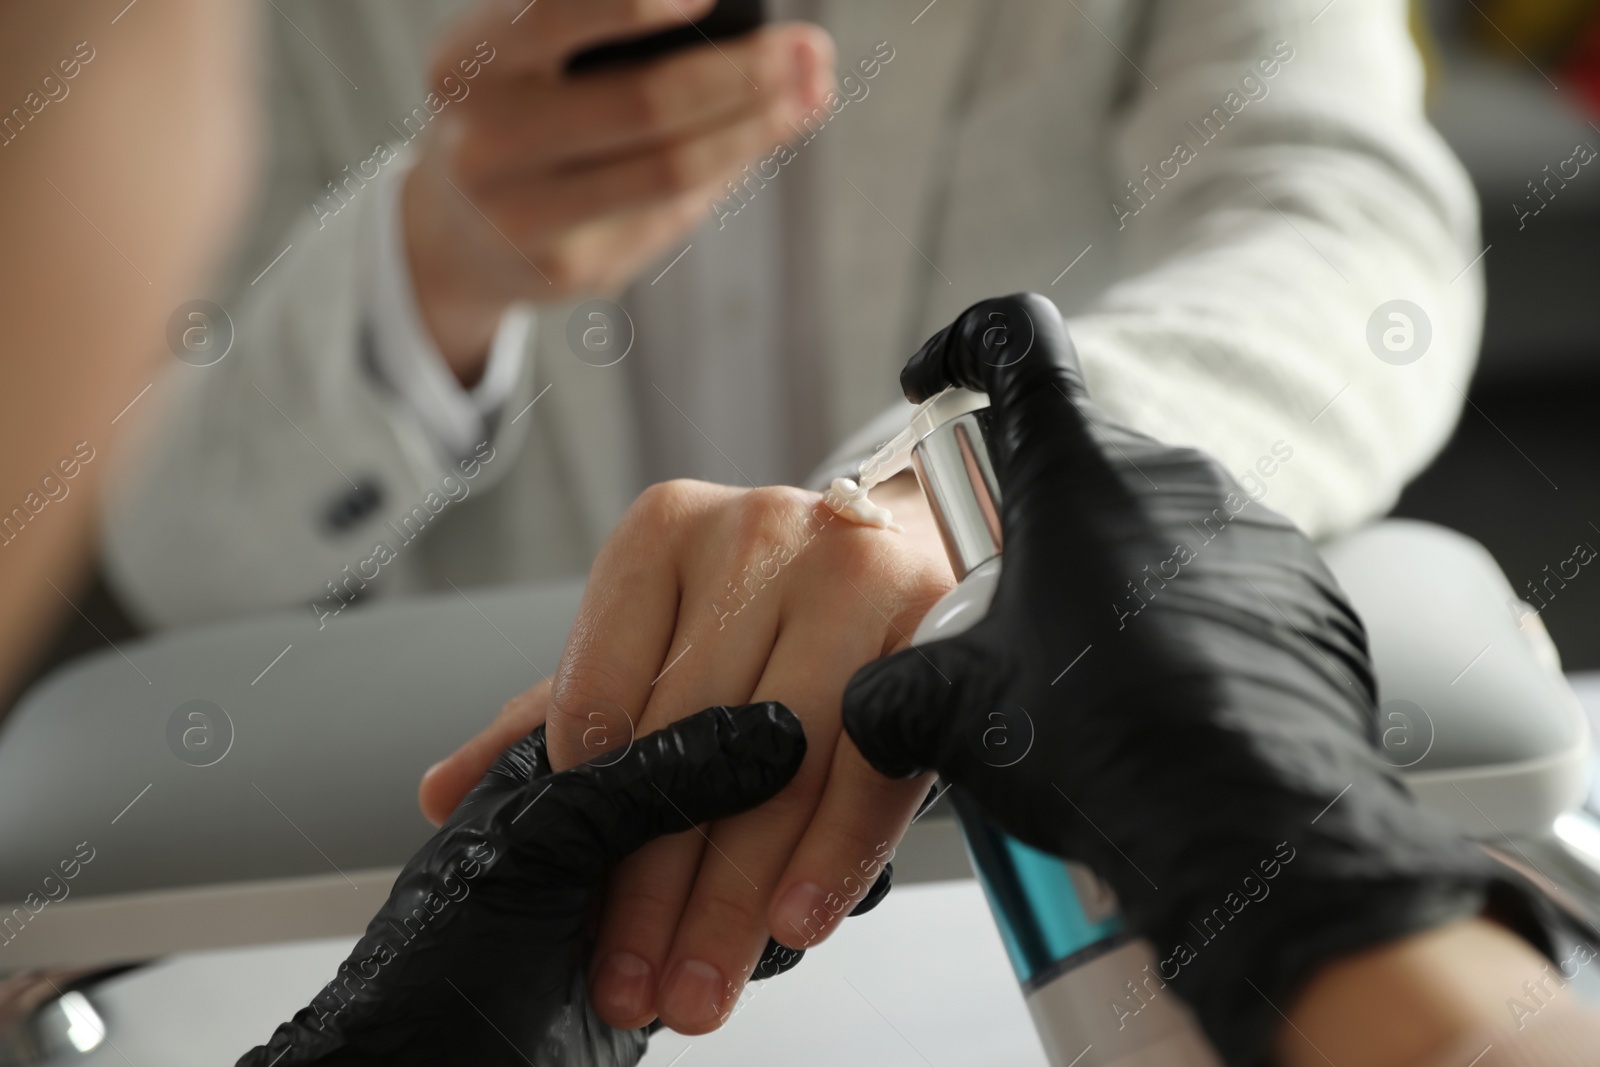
[825,477,904,533]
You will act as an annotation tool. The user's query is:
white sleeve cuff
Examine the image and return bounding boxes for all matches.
[365,162,530,459]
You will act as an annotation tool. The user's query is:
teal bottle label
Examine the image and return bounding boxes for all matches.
[953,791,1126,993]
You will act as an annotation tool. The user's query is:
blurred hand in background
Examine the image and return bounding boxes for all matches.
[0,0,253,704]
[404,0,834,383]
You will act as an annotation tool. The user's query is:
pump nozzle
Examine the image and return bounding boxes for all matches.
[856,388,992,493]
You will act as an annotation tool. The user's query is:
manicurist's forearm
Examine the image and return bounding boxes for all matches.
[1279,918,1566,1067]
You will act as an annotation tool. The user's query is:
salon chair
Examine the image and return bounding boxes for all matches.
[0,519,1594,1063]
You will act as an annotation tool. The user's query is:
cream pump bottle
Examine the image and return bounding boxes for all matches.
[863,388,1223,1067]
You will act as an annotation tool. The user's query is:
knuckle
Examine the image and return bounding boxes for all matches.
[630,478,698,525]
[635,478,687,511]
[529,246,582,291]
[606,878,685,933]
[731,486,812,558]
[744,484,813,528]
[626,70,676,129]
[694,881,767,934]
[610,478,718,565]
[543,686,590,733]
[542,699,592,764]
[649,143,703,197]
[550,660,634,726]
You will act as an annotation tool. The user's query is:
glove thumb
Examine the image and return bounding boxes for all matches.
[897,294,1145,590]
[899,292,1085,404]
[514,702,806,881]
[843,640,989,782]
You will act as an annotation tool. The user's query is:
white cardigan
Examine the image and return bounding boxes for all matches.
[104,0,1484,627]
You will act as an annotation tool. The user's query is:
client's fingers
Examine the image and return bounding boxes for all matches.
[768,737,930,950]
[419,679,552,826]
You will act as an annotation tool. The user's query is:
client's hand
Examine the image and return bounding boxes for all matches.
[239,703,804,1067]
[549,477,953,1035]
[405,0,832,380]
[421,475,952,1033]
[842,293,1558,1067]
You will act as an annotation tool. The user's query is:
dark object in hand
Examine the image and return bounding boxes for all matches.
[568,0,765,73]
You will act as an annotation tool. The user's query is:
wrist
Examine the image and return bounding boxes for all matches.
[401,163,508,387]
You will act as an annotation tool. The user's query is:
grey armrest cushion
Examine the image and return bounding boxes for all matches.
[1321,519,1590,837]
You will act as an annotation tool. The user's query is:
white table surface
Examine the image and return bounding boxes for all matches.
[60,879,1048,1067]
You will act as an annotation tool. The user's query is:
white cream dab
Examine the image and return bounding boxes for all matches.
[825,477,904,533]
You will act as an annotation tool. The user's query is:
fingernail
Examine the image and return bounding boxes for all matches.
[660,959,726,1029]
[421,759,445,782]
[773,882,832,946]
[593,952,653,1023]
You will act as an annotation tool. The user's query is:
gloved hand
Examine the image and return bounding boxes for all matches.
[238,703,819,1067]
[842,293,1561,1066]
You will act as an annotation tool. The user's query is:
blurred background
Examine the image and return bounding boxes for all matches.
[1399,0,1600,668]
[3,4,1599,1063]
[13,0,1600,681]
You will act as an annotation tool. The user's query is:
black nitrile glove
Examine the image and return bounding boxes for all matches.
[238,703,808,1067]
[842,293,1563,1066]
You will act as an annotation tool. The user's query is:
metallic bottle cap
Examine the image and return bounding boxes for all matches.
[907,389,1003,580]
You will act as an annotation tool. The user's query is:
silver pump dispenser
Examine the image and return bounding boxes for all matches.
[911,403,1003,580]
[893,386,1224,1067]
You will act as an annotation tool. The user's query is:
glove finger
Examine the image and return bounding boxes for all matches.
[843,641,979,781]
[476,723,554,790]
[443,725,556,828]
[747,860,893,989]
[901,293,1159,612]
[900,292,1086,404]
[849,860,894,917]
[752,937,806,981]
[913,780,944,820]
[513,702,806,882]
